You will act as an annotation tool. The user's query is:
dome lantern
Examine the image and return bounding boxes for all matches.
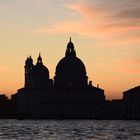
[37,53,42,64]
[65,37,76,57]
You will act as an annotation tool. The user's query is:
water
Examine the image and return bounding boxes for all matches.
[0,120,139,140]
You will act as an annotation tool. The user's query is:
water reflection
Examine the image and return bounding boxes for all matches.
[0,120,139,140]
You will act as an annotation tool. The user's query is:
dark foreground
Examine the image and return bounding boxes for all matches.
[0,120,140,140]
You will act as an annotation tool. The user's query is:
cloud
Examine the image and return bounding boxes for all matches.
[115,8,140,19]
[35,0,140,45]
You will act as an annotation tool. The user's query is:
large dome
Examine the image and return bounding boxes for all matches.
[54,38,88,88]
[56,56,86,76]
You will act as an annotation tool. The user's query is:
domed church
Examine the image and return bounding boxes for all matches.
[54,38,88,89]
[16,38,105,119]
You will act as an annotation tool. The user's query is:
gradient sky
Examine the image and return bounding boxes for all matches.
[0,0,140,100]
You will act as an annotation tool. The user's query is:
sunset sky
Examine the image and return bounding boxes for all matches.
[0,0,140,99]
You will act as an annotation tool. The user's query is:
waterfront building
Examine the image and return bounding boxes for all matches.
[1,38,139,119]
[16,38,105,119]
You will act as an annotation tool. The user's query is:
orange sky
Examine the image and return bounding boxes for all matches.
[0,0,140,100]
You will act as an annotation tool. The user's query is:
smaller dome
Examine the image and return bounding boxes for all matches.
[31,53,49,79]
[32,63,49,79]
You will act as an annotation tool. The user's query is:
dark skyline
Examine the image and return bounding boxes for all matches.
[0,39,139,120]
[0,0,140,100]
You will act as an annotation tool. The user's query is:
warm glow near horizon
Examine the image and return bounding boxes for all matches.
[0,0,140,100]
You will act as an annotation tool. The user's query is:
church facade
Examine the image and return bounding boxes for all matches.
[16,38,106,119]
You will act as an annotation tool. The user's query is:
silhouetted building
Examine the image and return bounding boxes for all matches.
[123,86,140,103]
[54,38,88,89]
[1,38,140,120]
[15,38,105,119]
[0,94,14,118]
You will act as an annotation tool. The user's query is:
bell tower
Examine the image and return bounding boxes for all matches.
[24,56,34,87]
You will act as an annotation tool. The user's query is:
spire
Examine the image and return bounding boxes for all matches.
[29,53,32,58]
[37,52,42,64]
[39,52,41,57]
[70,37,71,42]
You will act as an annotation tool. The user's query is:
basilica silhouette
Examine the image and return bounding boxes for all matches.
[16,38,105,119]
[0,38,140,119]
